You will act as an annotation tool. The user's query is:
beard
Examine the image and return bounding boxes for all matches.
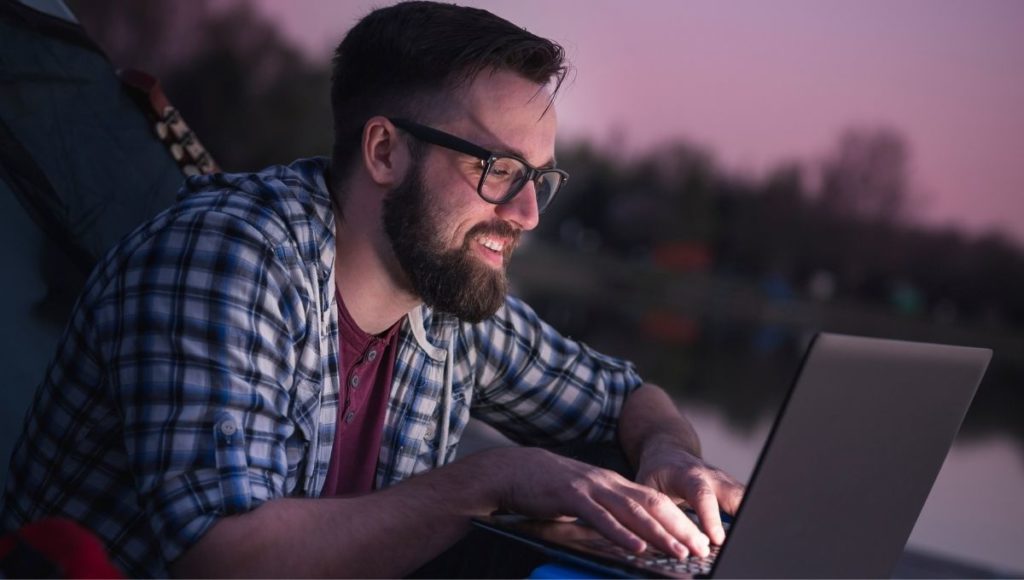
[382,161,520,323]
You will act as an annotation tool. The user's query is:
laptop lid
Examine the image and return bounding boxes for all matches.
[473,333,991,578]
[712,333,990,578]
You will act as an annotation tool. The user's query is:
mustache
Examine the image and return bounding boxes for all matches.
[465,220,522,252]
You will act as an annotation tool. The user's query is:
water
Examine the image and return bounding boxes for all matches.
[504,242,1024,574]
[682,404,1024,573]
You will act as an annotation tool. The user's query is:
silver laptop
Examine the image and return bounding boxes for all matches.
[474,333,992,578]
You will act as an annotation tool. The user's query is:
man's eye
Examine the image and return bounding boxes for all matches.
[489,160,522,181]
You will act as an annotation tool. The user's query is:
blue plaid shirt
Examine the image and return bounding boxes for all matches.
[1,157,643,577]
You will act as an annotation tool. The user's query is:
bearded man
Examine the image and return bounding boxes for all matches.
[2,2,743,577]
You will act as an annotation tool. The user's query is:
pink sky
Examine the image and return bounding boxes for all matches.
[253,0,1024,243]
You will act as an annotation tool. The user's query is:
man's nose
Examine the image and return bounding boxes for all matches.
[495,180,540,231]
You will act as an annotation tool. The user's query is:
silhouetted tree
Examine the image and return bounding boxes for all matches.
[70,0,332,170]
[817,127,914,224]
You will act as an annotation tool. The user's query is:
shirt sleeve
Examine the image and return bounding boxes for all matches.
[463,295,644,446]
[92,206,310,565]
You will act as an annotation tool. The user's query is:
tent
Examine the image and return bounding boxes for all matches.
[0,0,202,467]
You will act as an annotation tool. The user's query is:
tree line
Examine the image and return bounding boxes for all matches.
[72,0,1023,333]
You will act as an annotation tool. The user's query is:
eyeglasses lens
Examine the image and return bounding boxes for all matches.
[534,173,560,211]
[481,157,527,201]
[481,157,561,212]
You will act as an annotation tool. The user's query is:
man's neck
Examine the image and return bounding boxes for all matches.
[332,215,420,336]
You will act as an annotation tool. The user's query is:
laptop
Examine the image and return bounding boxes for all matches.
[473,333,992,578]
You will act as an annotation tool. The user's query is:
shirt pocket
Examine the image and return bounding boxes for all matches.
[421,386,470,464]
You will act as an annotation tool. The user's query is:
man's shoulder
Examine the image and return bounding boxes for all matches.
[447,295,544,343]
[101,158,331,265]
[476,295,538,326]
[418,295,537,331]
[173,157,334,248]
[82,157,335,299]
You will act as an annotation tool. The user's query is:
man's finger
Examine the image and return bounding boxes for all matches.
[641,490,714,558]
[574,498,647,554]
[599,486,708,559]
[687,482,726,546]
[717,478,746,516]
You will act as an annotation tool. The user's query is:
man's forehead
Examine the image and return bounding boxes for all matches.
[444,70,558,164]
[461,69,555,112]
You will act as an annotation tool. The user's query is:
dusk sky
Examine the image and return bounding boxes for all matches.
[253,0,1024,243]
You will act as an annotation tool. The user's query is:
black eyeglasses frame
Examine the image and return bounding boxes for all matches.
[388,117,568,212]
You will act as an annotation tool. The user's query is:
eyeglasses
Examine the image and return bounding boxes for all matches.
[389,117,568,213]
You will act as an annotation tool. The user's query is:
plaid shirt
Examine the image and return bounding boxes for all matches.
[1,157,643,577]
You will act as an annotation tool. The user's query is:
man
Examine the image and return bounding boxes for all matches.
[3,2,743,577]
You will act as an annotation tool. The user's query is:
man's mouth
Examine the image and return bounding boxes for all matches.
[478,235,506,253]
[474,234,511,268]
[464,220,521,268]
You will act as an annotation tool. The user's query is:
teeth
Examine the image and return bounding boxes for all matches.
[479,236,505,252]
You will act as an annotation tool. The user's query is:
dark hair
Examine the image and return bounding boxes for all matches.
[329,1,568,187]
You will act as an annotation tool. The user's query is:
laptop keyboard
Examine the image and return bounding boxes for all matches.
[579,537,720,576]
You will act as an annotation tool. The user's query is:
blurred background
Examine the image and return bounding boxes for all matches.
[4,0,1022,575]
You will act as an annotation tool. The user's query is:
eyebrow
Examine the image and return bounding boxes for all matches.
[487,143,557,170]
[394,117,557,170]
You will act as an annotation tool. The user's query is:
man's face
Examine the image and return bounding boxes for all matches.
[382,159,515,322]
[382,70,558,322]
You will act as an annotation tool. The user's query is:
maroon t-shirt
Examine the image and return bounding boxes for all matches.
[321,289,401,496]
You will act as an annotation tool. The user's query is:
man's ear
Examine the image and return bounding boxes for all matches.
[361,116,409,188]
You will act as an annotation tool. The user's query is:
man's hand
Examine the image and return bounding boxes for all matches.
[172,383,741,576]
[618,384,747,547]
[486,446,715,559]
[634,436,745,546]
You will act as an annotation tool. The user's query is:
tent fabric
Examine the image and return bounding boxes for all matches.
[0,0,185,275]
[0,0,186,469]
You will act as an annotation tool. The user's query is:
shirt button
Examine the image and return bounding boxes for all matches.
[367,350,377,362]
[219,421,237,436]
[350,375,360,388]
[344,410,356,423]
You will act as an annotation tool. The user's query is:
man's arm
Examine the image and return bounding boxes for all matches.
[171,445,711,577]
[111,215,707,573]
[618,383,746,546]
[170,452,492,578]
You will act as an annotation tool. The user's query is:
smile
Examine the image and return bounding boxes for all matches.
[478,235,506,253]
[473,234,512,268]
